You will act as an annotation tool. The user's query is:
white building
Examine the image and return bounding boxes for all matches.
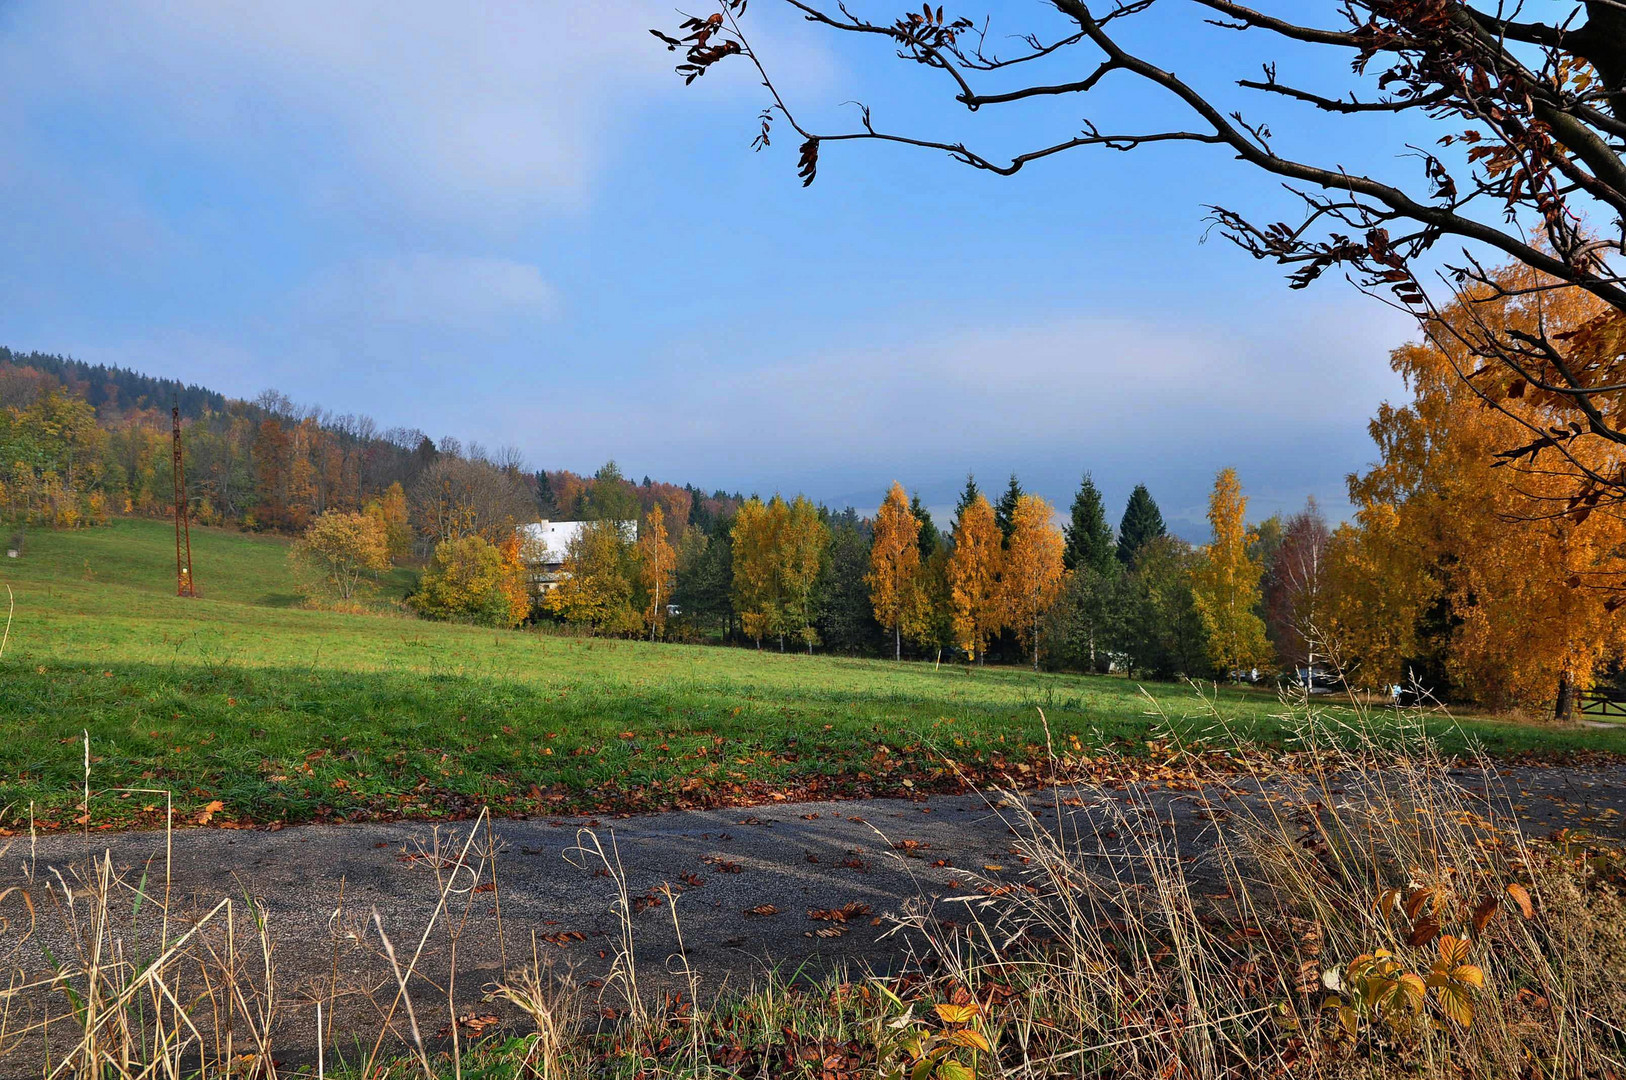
[517,519,637,595]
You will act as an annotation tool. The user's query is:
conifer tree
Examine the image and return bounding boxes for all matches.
[954,474,980,520]
[815,520,882,654]
[994,473,1024,541]
[534,471,557,516]
[1063,472,1114,576]
[1116,484,1167,566]
[910,494,940,559]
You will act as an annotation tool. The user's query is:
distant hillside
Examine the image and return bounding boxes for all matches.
[0,346,225,417]
[1,343,743,542]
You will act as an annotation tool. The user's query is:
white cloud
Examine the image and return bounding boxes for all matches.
[467,303,1409,522]
[0,0,830,227]
[610,311,1402,455]
[298,254,558,334]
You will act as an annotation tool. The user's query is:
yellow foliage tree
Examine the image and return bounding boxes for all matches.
[948,494,1004,663]
[867,482,926,660]
[638,504,677,640]
[1190,468,1272,676]
[410,534,527,627]
[1001,494,1067,670]
[730,494,828,651]
[779,495,829,652]
[731,496,780,647]
[0,389,108,526]
[365,481,412,558]
[544,520,641,634]
[1331,261,1626,716]
[289,510,390,603]
[497,531,533,626]
[1321,507,1432,687]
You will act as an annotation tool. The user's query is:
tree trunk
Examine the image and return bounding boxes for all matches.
[895,625,901,662]
[1555,673,1576,723]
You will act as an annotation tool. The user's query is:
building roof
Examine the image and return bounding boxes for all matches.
[518,519,637,564]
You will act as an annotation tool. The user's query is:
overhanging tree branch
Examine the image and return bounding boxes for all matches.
[649,0,1626,512]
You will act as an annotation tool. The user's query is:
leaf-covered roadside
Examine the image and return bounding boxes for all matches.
[316,828,1626,1080]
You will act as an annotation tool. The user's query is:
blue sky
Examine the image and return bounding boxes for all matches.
[0,0,1430,536]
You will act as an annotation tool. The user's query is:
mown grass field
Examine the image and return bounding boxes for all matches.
[1,518,1621,830]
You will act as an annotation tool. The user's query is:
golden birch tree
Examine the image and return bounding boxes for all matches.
[947,494,1004,664]
[638,503,678,640]
[730,496,780,647]
[1000,494,1067,670]
[867,482,925,661]
[730,494,828,651]
[1190,468,1272,677]
[778,494,829,653]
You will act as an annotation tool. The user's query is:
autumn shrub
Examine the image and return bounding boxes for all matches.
[289,509,391,605]
[410,533,529,627]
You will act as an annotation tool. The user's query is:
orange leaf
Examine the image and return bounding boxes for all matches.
[1438,935,1471,967]
[1470,896,1499,935]
[934,1002,980,1025]
[1406,918,1441,947]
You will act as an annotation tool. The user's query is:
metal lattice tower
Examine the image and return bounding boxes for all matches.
[173,405,196,597]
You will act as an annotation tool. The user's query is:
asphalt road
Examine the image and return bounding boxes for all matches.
[2,764,1622,1073]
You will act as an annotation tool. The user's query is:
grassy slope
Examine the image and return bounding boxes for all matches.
[1,519,1621,830]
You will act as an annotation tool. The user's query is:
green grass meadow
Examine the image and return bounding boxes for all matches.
[1,518,1621,830]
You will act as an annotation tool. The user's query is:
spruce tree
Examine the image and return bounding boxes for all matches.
[954,474,981,522]
[534,471,557,517]
[1063,472,1115,575]
[1116,484,1166,566]
[910,494,940,558]
[994,473,1024,541]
